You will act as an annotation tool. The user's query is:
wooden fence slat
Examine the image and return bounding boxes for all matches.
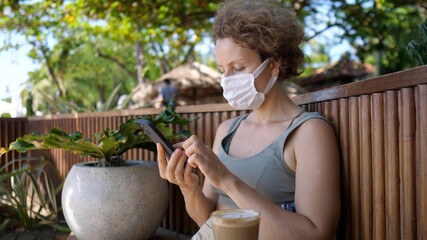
[372,93,386,239]
[349,97,361,240]
[337,98,351,240]
[399,88,416,239]
[416,84,427,239]
[205,112,213,147]
[360,95,372,240]
[329,100,340,138]
[384,90,400,240]
[197,112,205,144]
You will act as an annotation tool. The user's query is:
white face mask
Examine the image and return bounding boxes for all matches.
[221,58,278,110]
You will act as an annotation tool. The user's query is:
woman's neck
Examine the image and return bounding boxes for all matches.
[248,83,302,124]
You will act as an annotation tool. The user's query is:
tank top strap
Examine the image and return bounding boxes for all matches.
[279,111,333,149]
[226,114,249,134]
[286,110,305,128]
[222,114,249,153]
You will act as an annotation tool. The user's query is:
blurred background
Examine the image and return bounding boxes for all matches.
[0,0,426,117]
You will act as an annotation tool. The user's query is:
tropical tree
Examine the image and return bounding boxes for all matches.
[1,0,425,114]
[65,0,221,83]
[1,0,221,114]
[0,0,77,98]
[406,19,427,66]
[332,0,426,74]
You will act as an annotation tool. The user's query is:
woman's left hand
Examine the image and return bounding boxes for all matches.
[178,135,232,189]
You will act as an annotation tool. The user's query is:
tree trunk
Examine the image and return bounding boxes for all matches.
[35,40,65,97]
[135,41,144,84]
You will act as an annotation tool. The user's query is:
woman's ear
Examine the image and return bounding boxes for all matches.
[270,58,281,76]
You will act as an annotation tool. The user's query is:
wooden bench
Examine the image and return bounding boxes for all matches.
[292,65,427,239]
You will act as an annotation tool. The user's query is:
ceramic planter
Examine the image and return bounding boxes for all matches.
[62,160,169,240]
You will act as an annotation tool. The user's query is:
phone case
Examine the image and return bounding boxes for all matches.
[136,119,175,157]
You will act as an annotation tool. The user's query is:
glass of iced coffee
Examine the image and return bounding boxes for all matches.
[211,209,260,240]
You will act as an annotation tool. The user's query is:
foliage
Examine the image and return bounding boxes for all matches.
[406,19,427,66]
[0,0,79,99]
[1,113,11,118]
[1,0,426,113]
[300,40,333,77]
[0,104,194,167]
[69,0,220,70]
[27,37,137,113]
[0,0,221,115]
[0,158,70,235]
[332,0,426,74]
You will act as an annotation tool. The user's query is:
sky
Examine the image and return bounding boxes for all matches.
[0,43,38,100]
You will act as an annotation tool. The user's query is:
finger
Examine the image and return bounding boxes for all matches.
[175,175,184,182]
[157,143,167,179]
[188,159,198,169]
[172,141,188,159]
[187,154,199,169]
[181,135,198,150]
[172,141,184,149]
[174,149,187,179]
[183,140,196,157]
[184,160,196,175]
[165,148,182,180]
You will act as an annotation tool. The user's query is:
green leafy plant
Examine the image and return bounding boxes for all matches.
[0,158,70,237]
[0,105,194,167]
[1,113,11,118]
[406,19,427,66]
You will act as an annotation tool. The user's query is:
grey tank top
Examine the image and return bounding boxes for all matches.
[213,111,330,209]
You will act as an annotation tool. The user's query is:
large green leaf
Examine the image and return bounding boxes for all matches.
[2,107,194,166]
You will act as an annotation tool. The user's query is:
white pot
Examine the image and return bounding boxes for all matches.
[62,160,169,240]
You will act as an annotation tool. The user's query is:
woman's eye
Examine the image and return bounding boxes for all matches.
[217,66,244,74]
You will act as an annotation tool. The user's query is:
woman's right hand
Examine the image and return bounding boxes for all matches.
[157,143,199,191]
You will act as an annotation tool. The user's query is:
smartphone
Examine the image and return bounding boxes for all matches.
[136,118,175,157]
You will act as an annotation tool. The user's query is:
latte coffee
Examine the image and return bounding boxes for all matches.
[211,209,260,240]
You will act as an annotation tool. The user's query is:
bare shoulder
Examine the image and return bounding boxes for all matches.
[292,117,338,163]
[294,117,336,143]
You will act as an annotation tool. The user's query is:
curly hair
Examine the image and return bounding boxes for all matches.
[212,0,305,79]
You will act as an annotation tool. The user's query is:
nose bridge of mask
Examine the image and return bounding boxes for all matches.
[252,58,270,79]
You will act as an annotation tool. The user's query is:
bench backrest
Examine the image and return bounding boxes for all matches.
[292,65,427,240]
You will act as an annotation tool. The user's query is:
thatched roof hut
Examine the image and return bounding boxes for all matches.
[295,58,375,92]
[154,61,224,105]
[131,61,224,108]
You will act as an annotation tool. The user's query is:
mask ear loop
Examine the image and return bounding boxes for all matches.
[253,58,278,95]
[262,74,278,94]
[252,59,271,78]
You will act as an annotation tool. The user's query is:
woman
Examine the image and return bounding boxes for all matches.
[157,0,340,239]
